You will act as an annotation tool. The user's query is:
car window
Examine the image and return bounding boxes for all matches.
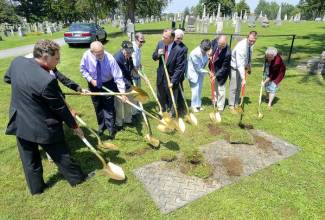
[69,24,94,31]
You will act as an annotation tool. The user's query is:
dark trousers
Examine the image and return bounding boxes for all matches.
[16,137,86,195]
[157,80,180,117]
[88,80,118,134]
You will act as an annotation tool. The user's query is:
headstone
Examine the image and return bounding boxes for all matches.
[203,18,209,33]
[185,15,189,23]
[261,15,269,27]
[289,16,294,22]
[202,4,206,19]
[18,26,24,37]
[127,22,135,41]
[216,3,221,19]
[10,28,14,36]
[284,14,288,21]
[275,5,282,26]
[186,15,196,32]
[234,18,241,35]
[323,15,325,22]
[46,25,52,36]
[248,14,256,27]
[216,20,223,34]
[196,16,201,32]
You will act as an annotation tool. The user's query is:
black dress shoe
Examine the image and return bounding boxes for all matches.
[85,171,96,181]
[108,131,116,140]
[115,126,123,131]
[97,130,104,136]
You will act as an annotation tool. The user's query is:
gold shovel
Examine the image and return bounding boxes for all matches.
[178,84,198,125]
[161,56,186,133]
[102,86,175,133]
[75,115,118,150]
[132,80,160,148]
[79,135,125,180]
[208,74,222,123]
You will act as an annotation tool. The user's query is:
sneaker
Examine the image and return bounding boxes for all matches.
[85,171,96,181]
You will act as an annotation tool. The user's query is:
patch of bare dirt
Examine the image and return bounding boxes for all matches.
[221,157,243,176]
[253,135,283,155]
[125,147,151,157]
[207,124,230,141]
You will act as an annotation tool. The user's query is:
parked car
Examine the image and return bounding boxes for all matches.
[64,23,107,47]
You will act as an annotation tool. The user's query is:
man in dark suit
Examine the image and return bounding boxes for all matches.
[4,40,87,195]
[152,28,186,116]
[208,35,231,111]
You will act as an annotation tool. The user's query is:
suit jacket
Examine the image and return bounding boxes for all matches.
[209,41,231,86]
[178,41,188,83]
[152,41,186,87]
[114,50,134,90]
[53,68,82,92]
[4,57,77,144]
[186,46,209,84]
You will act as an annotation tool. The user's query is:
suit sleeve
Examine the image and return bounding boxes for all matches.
[171,48,186,86]
[152,43,160,61]
[4,62,13,84]
[54,68,82,92]
[42,79,78,129]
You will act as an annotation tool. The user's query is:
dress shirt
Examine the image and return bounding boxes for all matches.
[80,50,125,92]
[231,38,254,79]
[132,42,141,69]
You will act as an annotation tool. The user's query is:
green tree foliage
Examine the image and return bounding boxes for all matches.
[280,3,296,18]
[255,0,279,19]
[235,0,250,16]
[0,0,20,24]
[12,0,47,23]
[298,0,325,19]
[197,0,235,17]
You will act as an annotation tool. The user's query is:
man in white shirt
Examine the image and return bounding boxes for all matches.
[132,32,145,87]
[229,31,257,113]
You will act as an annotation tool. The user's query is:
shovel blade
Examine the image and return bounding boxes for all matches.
[144,134,160,148]
[177,118,186,133]
[104,162,125,180]
[157,123,173,133]
[189,113,198,126]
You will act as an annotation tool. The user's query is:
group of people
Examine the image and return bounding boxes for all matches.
[4,28,285,195]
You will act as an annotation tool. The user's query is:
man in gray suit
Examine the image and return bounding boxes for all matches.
[4,40,87,195]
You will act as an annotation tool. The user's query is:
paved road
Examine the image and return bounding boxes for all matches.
[0,38,65,59]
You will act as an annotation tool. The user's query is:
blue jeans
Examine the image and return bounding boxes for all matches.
[189,74,205,108]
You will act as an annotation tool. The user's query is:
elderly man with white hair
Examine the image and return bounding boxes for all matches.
[262,47,286,109]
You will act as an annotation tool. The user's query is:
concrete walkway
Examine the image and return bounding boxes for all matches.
[0,38,65,59]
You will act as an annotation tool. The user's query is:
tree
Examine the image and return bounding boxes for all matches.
[236,0,250,16]
[12,0,47,23]
[183,7,190,17]
[298,0,325,19]
[0,0,20,24]
[280,3,296,18]
[197,0,235,17]
[255,0,279,19]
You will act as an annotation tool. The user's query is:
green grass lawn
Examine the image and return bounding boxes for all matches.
[0,21,325,219]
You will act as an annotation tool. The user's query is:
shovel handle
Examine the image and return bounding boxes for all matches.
[161,56,179,118]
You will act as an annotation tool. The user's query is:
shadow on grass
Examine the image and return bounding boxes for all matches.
[161,140,180,151]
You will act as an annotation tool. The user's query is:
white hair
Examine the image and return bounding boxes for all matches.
[265,47,278,57]
[174,29,184,37]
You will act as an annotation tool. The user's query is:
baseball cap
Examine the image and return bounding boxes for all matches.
[121,41,134,52]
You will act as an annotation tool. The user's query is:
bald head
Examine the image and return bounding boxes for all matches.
[217,35,227,49]
[90,41,104,61]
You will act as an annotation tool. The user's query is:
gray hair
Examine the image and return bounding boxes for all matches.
[174,29,184,37]
[33,39,60,58]
[265,47,278,57]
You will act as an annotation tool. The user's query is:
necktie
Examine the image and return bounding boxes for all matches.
[213,47,220,63]
[96,60,102,88]
[247,46,251,64]
[164,45,169,62]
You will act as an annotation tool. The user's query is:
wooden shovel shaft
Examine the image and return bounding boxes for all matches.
[102,86,164,125]
[137,70,163,115]
[64,91,136,96]
[161,56,179,118]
